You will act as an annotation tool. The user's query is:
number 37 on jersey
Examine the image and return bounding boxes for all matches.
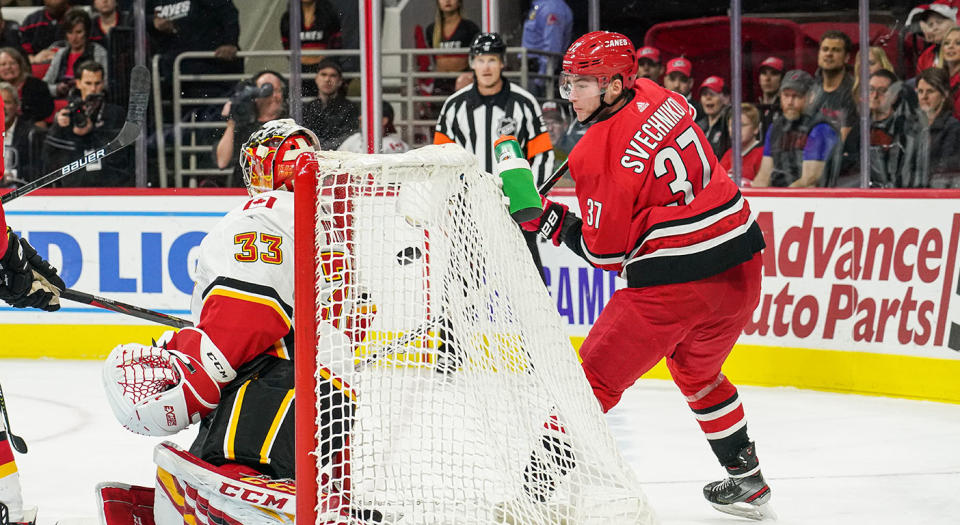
[620,124,713,207]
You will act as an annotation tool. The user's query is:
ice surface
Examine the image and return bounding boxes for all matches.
[1,359,958,524]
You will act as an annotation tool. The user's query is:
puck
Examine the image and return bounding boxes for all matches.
[396,246,423,265]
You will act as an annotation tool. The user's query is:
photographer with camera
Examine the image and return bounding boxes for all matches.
[42,60,128,186]
[215,70,286,186]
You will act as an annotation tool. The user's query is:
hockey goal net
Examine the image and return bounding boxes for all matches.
[294,144,655,524]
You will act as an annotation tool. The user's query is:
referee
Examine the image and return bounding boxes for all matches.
[434,32,555,278]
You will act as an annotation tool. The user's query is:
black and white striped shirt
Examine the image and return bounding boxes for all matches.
[434,78,554,185]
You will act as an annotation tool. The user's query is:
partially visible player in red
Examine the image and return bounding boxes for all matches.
[0,92,65,312]
[521,31,772,520]
[0,88,64,525]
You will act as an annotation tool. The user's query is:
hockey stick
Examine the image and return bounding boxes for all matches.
[61,288,193,329]
[1,65,150,204]
[354,317,444,371]
[0,382,28,454]
[536,159,569,196]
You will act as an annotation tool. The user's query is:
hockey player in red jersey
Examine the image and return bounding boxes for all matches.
[100,119,383,525]
[0,91,64,525]
[521,31,773,520]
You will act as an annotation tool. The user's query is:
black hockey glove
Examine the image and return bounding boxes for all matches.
[0,229,66,311]
[521,198,571,246]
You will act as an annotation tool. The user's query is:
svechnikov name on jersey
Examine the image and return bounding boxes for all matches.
[619,96,689,175]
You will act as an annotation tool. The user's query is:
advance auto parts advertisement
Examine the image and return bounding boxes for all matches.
[541,190,960,362]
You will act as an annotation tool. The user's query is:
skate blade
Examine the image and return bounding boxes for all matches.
[710,500,777,521]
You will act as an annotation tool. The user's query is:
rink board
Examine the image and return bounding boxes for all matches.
[1,188,959,403]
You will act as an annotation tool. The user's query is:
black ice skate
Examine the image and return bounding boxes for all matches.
[703,442,776,521]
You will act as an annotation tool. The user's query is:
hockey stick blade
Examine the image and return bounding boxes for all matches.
[0,382,28,454]
[1,65,150,204]
[61,288,193,329]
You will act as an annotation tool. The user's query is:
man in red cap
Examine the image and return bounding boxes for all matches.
[756,56,784,137]
[635,45,662,83]
[663,56,702,117]
[517,30,771,521]
[696,75,732,157]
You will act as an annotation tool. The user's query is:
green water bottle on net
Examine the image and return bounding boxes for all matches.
[493,135,543,223]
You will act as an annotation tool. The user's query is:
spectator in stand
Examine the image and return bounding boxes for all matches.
[696,75,731,158]
[281,0,342,97]
[663,56,702,116]
[754,70,840,188]
[941,26,960,119]
[426,0,479,97]
[521,0,573,96]
[42,60,129,186]
[720,103,763,187]
[907,0,958,75]
[541,100,571,167]
[852,46,894,96]
[215,70,287,186]
[635,46,662,83]
[19,0,70,67]
[148,0,242,98]
[917,67,960,186]
[1,82,36,184]
[867,70,928,188]
[0,46,53,124]
[43,8,108,99]
[0,9,23,51]
[303,58,358,150]
[89,0,132,48]
[756,56,783,138]
[338,101,409,154]
[810,30,857,142]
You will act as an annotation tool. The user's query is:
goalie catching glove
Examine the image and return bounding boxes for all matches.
[520,197,575,247]
[0,228,65,311]
[103,328,237,436]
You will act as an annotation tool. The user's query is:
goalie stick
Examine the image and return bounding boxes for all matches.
[1,64,150,204]
[0,382,27,454]
[61,288,193,329]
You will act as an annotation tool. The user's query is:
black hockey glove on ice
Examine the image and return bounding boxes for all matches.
[0,228,66,311]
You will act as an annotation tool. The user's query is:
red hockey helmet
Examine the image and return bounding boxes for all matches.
[240,119,321,196]
[560,31,637,99]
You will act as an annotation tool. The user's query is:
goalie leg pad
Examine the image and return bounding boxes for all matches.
[96,482,157,525]
[153,441,296,525]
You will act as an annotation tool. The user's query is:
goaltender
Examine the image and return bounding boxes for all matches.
[100,120,383,525]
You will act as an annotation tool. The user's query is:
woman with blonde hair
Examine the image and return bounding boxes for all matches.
[939,26,960,119]
[852,46,894,96]
[425,0,479,95]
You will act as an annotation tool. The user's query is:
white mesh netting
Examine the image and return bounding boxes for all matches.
[299,144,656,525]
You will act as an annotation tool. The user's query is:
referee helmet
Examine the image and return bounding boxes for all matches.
[470,32,507,60]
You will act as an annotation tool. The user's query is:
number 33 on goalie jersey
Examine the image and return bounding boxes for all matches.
[185,191,358,385]
[568,79,764,287]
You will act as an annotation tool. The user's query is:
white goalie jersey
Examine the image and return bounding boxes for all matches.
[186,190,359,388]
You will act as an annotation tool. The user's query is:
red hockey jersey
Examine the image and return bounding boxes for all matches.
[566,79,765,287]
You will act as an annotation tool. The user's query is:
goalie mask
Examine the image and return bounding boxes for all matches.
[240,118,321,196]
[561,31,637,123]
